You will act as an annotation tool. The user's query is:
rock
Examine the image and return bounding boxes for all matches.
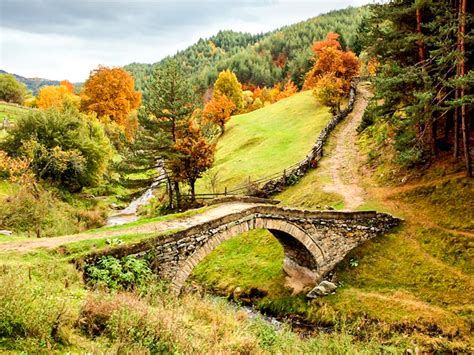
[306,285,327,298]
[324,205,335,210]
[109,203,120,210]
[306,280,337,298]
[0,230,13,236]
[320,281,337,292]
[233,287,243,298]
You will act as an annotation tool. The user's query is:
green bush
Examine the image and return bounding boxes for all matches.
[1,108,112,191]
[0,74,29,105]
[85,256,153,291]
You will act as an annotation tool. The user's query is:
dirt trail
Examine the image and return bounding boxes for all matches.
[0,202,259,253]
[323,84,371,209]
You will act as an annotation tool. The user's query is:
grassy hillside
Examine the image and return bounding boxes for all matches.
[196,91,331,193]
[191,92,474,351]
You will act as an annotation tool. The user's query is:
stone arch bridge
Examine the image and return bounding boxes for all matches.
[84,204,400,294]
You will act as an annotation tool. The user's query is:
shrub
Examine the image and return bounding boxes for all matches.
[85,256,153,291]
[0,74,29,104]
[0,186,72,237]
[1,109,113,191]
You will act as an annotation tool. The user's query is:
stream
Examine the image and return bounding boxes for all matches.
[106,161,167,227]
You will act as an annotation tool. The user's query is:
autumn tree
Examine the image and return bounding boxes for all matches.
[81,66,141,135]
[0,74,29,105]
[313,73,345,114]
[37,85,78,110]
[274,80,298,101]
[303,32,360,93]
[213,70,243,111]
[202,94,236,133]
[60,80,75,94]
[169,121,215,203]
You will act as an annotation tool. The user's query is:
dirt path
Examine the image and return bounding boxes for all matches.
[323,83,371,209]
[0,202,259,253]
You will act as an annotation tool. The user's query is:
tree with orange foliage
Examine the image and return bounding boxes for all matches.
[37,85,74,110]
[169,121,215,202]
[81,66,141,134]
[274,80,298,101]
[303,32,360,93]
[60,80,75,94]
[202,94,236,134]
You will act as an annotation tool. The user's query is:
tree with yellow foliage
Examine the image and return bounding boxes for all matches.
[213,70,243,111]
[313,73,345,114]
[37,85,78,110]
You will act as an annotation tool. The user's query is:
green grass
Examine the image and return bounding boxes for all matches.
[189,103,474,350]
[394,177,474,232]
[196,91,331,193]
[192,229,287,296]
[0,102,31,123]
[276,159,344,210]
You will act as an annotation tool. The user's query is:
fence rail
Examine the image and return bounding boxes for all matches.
[185,78,359,201]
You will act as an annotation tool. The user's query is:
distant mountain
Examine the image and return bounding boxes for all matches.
[124,6,368,92]
[0,70,60,95]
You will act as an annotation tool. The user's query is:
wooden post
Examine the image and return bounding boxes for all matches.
[224,186,227,196]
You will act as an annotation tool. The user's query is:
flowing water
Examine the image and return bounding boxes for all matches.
[106,161,167,226]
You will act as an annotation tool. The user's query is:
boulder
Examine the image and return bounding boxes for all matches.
[0,230,13,236]
[306,280,337,298]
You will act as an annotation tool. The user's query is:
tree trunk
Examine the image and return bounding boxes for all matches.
[416,7,425,63]
[416,6,430,147]
[454,90,460,157]
[174,180,181,210]
[431,118,438,156]
[459,0,472,177]
[190,179,196,203]
[167,176,174,210]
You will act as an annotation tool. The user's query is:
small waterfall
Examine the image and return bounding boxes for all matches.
[106,161,167,227]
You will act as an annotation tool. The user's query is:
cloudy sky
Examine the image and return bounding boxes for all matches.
[1,0,370,82]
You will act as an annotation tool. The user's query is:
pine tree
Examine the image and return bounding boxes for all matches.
[126,60,197,209]
[359,0,473,176]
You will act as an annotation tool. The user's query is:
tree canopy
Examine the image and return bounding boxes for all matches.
[81,66,141,132]
[1,109,112,191]
[0,74,29,105]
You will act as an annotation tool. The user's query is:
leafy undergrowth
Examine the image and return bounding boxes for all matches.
[196,91,331,193]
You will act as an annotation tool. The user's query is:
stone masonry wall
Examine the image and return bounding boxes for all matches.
[257,80,358,197]
[82,206,399,292]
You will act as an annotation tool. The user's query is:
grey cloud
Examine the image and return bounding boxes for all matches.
[1,0,275,39]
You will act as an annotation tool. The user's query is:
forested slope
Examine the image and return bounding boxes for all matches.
[125,6,367,91]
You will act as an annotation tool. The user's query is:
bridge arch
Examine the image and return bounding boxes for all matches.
[171,216,326,293]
